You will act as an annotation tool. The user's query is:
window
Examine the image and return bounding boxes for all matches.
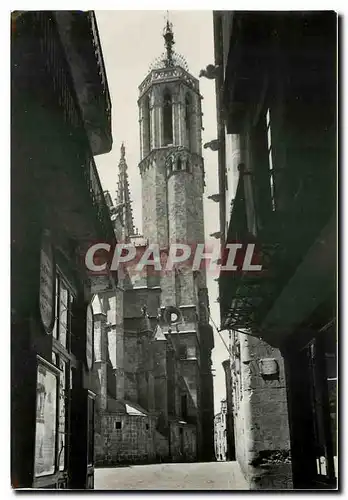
[34,361,58,477]
[144,95,151,155]
[177,158,182,171]
[52,273,74,350]
[35,268,78,481]
[115,421,122,430]
[179,345,187,360]
[34,356,70,478]
[163,90,173,146]
[266,108,276,211]
[185,95,191,151]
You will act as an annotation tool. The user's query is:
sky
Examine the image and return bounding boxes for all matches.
[94,10,229,413]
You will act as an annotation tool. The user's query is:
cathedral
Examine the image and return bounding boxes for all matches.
[93,20,215,464]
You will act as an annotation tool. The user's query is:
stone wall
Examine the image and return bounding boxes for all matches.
[232,332,293,489]
[95,413,197,466]
[95,413,157,465]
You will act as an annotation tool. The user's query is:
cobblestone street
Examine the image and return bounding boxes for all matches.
[95,461,249,490]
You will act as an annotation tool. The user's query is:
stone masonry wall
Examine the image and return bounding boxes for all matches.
[95,413,197,466]
[232,332,293,490]
[142,158,168,249]
[95,413,157,466]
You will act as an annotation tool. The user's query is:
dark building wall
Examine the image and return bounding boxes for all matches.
[282,313,337,488]
[199,325,215,461]
[11,11,115,489]
[215,11,337,489]
[222,359,235,461]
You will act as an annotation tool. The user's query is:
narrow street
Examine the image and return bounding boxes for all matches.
[95,461,249,490]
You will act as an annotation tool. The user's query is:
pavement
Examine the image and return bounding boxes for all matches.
[95,461,249,490]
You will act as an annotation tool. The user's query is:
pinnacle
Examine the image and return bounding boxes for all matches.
[115,143,135,238]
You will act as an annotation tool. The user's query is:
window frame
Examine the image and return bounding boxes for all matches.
[266,108,276,211]
[185,94,191,151]
[34,266,79,486]
[163,90,173,146]
[34,356,60,479]
[52,268,76,352]
[144,95,151,154]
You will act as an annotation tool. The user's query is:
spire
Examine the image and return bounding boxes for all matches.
[163,13,175,67]
[115,143,135,239]
[148,12,189,72]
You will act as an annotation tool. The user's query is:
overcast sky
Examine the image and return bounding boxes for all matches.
[94,10,228,413]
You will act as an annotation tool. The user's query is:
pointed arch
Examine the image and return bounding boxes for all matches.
[163,89,173,146]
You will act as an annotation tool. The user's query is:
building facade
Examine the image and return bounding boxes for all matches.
[93,21,215,465]
[214,400,228,461]
[11,11,116,489]
[209,11,337,489]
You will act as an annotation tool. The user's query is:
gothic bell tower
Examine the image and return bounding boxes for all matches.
[137,19,215,461]
[138,20,205,250]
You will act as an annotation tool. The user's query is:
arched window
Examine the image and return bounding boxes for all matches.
[163,90,173,146]
[144,95,151,155]
[185,94,191,151]
[177,158,182,171]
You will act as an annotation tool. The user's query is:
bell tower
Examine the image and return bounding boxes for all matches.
[137,18,215,460]
[138,20,205,249]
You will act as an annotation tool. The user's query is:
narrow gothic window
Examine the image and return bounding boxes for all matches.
[185,95,191,151]
[177,158,182,171]
[144,95,151,154]
[163,91,173,146]
[266,108,276,211]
